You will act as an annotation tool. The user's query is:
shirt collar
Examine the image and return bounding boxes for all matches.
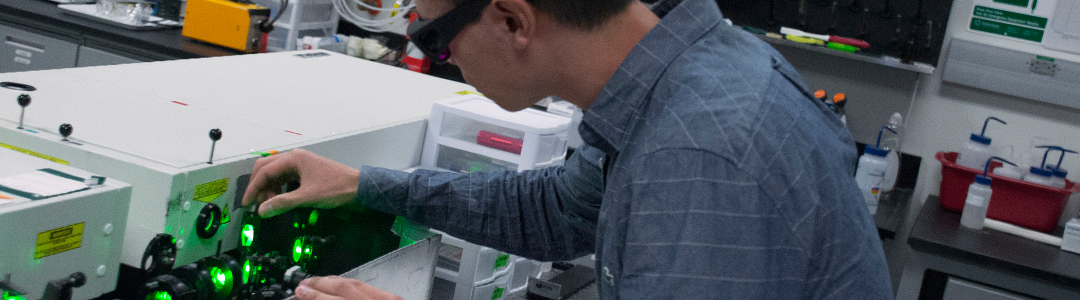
[578,0,723,154]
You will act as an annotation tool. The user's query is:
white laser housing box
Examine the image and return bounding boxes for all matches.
[0,147,132,300]
[420,95,572,173]
[0,50,474,268]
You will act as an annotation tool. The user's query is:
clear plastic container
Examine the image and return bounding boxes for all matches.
[880,112,903,193]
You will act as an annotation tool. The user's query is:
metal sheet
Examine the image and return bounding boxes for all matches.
[285,235,442,300]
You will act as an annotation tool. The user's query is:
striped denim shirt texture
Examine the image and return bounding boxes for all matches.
[356,0,893,298]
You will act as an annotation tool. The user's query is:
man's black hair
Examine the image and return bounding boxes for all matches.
[453,0,636,29]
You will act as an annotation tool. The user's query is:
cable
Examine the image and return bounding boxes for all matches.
[333,0,414,32]
[259,0,290,33]
[270,0,288,25]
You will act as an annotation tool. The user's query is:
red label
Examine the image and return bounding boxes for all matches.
[403,55,430,73]
[477,131,523,155]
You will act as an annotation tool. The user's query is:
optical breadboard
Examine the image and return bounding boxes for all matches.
[0,147,132,300]
[0,50,475,268]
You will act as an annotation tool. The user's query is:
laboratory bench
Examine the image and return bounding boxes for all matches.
[0,0,240,71]
[876,188,913,240]
[896,196,1080,300]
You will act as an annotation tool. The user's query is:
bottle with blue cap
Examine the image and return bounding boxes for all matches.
[856,126,896,215]
[961,156,1016,230]
[1023,146,1068,187]
[1047,147,1076,189]
[957,117,1007,170]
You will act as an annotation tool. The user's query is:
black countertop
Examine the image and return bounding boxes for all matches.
[0,0,242,61]
[874,188,912,240]
[909,196,1080,287]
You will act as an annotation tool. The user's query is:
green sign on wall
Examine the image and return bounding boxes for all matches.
[970,5,1047,42]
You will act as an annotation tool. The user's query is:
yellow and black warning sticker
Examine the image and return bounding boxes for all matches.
[193,178,228,203]
[1,143,69,165]
[35,223,84,259]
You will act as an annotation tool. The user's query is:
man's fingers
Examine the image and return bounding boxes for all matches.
[258,189,310,218]
[243,155,297,208]
[294,284,344,300]
[301,277,354,295]
[242,155,281,206]
[298,276,401,300]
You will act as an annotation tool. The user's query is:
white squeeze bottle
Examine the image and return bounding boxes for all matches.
[961,156,1016,230]
[957,117,1007,170]
[880,112,903,193]
[1047,147,1076,189]
[1024,146,1062,187]
[856,126,897,215]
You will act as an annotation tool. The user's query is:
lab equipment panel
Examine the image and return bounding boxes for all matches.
[0,50,475,271]
[943,38,1080,110]
[0,147,132,300]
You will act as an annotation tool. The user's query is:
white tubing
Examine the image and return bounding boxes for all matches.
[985,218,1063,247]
[333,0,413,32]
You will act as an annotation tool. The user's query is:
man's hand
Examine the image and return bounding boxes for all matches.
[294,277,403,300]
[241,149,361,218]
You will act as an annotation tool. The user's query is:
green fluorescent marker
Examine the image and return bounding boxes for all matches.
[827,42,859,53]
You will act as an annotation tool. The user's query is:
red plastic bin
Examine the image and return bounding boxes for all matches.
[937,152,1079,233]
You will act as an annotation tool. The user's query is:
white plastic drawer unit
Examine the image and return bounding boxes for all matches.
[0,24,79,73]
[422,95,572,173]
[0,50,475,268]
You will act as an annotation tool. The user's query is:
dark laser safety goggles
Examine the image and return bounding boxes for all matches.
[406,0,492,63]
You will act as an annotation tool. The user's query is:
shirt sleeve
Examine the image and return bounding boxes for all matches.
[355,145,606,261]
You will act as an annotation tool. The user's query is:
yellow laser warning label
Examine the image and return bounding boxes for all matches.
[1,143,69,165]
[35,223,84,259]
[194,178,228,203]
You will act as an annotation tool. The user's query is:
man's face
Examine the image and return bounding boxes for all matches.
[415,0,542,112]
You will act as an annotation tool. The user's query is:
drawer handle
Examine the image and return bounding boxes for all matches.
[0,82,37,91]
[5,36,45,52]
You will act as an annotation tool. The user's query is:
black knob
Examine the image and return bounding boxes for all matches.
[59,123,73,139]
[209,129,222,141]
[41,272,88,300]
[69,272,86,288]
[196,203,222,239]
[17,94,30,107]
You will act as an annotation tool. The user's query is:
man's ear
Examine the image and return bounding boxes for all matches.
[490,0,537,49]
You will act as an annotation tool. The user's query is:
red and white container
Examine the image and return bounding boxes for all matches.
[938,152,1079,232]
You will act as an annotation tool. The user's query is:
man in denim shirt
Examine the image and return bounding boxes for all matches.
[243,0,894,298]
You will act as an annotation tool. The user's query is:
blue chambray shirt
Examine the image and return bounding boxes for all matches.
[356,0,893,298]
